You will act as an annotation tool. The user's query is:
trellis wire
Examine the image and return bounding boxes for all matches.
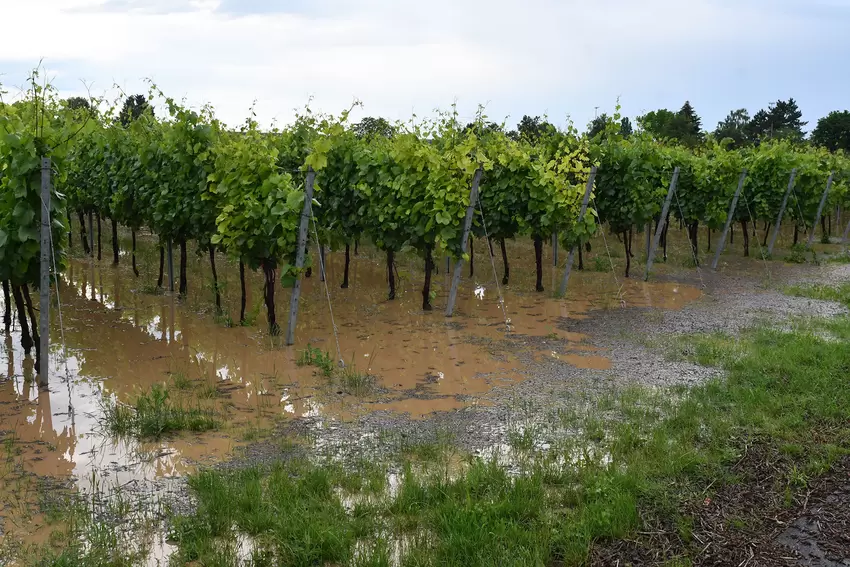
[310,214,344,367]
[590,195,626,305]
[672,189,706,289]
[474,193,511,333]
[41,192,75,423]
[740,190,773,282]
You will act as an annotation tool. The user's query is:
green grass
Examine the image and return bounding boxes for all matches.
[785,282,850,308]
[161,315,850,566]
[339,364,376,396]
[101,384,218,440]
[296,345,335,377]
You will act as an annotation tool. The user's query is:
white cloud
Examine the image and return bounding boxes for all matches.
[0,0,845,128]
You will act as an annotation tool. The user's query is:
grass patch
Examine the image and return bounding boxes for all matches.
[101,384,218,440]
[169,370,193,391]
[82,317,850,565]
[339,364,376,396]
[297,345,335,377]
[785,283,850,308]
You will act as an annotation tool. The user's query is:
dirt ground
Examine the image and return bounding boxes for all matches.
[1,225,849,564]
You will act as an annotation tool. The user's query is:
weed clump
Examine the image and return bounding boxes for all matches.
[102,384,218,440]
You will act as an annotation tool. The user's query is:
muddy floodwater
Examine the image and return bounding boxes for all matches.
[0,232,713,550]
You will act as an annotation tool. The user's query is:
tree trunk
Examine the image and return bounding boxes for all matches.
[157,244,165,288]
[2,280,11,333]
[11,285,32,355]
[354,239,359,256]
[821,215,828,241]
[623,230,631,278]
[827,214,832,236]
[341,243,351,289]
[239,261,247,325]
[487,238,494,256]
[730,225,734,245]
[793,225,799,246]
[305,245,312,279]
[262,261,279,335]
[179,240,188,296]
[387,250,396,300]
[500,238,509,285]
[469,237,474,278]
[762,223,771,248]
[707,227,712,252]
[422,245,434,311]
[319,245,326,282]
[131,230,140,277]
[111,218,119,265]
[96,212,102,261]
[67,211,73,250]
[741,220,750,257]
[534,235,544,292]
[22,285,40,374]
[628,227,634,258]
[687,221,699,265]
[209,246,221,312]
[78,211,90,255]
[578,246,584,270]
[661,211,671,261]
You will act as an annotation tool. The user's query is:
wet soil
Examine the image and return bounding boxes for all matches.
[591,448,850,566]
[1,224,849,561]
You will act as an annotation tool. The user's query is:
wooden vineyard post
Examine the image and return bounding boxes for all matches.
[286,168,316,345]
[558,167,597,296]
[167,240,175,293]
[38,158,51,387]
[446,167,483,317]
[767,169,797,256]
[552,233,558,266]
[806,172,834,248]
[711,170,748,271]
[644,167,680,281]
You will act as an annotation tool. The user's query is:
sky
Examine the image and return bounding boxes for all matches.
[1,0,848,132]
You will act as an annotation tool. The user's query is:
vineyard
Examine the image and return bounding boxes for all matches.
[4,73,850,566]
[2,77,850,366]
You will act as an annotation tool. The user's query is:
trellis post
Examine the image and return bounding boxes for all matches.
[446,167,483,317]
[286,168,316,345]
[645,168,680,281]
[806,172,834,248]
[767,169,797,256]
[38,158,51,386]
[711,169,748,270]
[558,167,597,296]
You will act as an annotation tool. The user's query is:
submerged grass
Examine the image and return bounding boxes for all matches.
[101,384,218,440]
[158,315,850,566]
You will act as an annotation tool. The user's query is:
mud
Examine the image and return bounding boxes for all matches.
[2,224,848,562]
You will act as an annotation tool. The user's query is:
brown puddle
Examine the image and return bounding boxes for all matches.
[0,235,703,554]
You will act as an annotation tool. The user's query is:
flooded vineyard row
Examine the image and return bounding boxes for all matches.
[10,223,793,553]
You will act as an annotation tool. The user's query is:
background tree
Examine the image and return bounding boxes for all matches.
[714,109,751,148]
[509,115,554,143]
[637,108,679,139]
[638,102,703,147]
[619,117,633,139]
[746,98,806,142]
[118,94,150,127]
[811,110,850,153]
[353,116,395,139]
[676,101,704,147]
[65,96,92,113]
[587,113,609,139]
